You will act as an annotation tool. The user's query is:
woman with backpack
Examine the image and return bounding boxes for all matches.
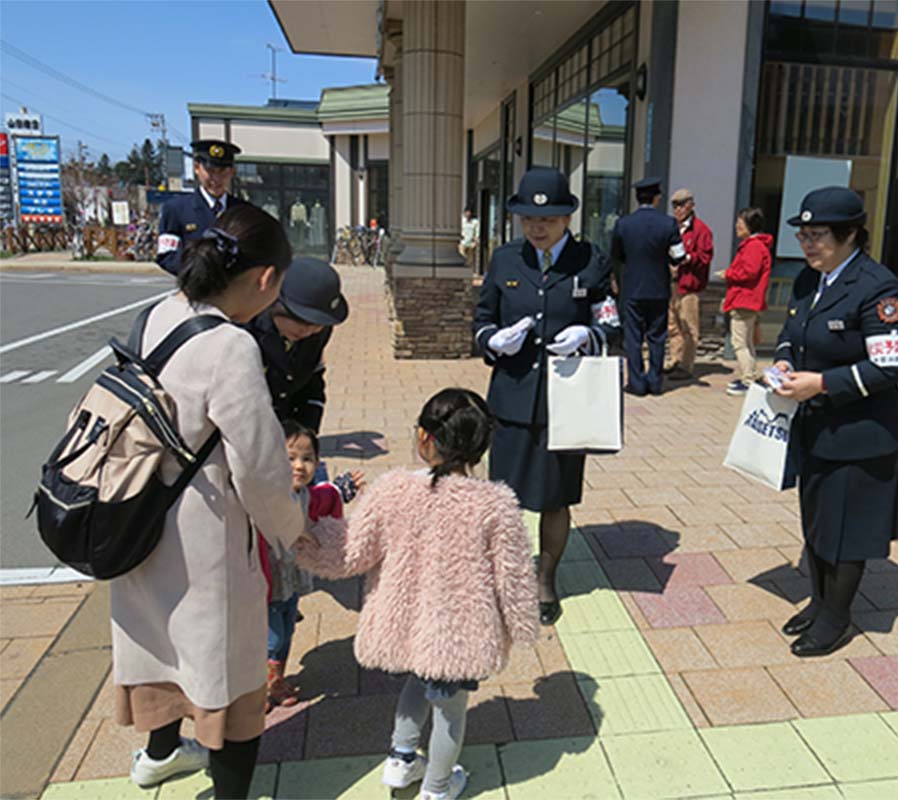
[114,205,316,799]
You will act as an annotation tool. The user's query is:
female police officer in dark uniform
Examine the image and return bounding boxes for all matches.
[473,168,614,625]
[769,186,898,657]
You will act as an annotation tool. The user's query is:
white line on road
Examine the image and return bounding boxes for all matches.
[0,370,31,383]
[56,345,112,383]
[21,370,57,383]
[0,289,172,355]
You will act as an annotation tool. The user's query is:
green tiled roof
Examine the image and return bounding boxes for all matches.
[317,84,390,121]
[188,103,319,124]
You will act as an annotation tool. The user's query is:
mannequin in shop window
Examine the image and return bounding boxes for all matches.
[309,200,327,249]
[290,195,309,250]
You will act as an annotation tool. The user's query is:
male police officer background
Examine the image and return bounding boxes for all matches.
[156,139,247,276]
[611,177,686,396]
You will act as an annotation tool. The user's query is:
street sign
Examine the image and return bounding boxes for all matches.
[0,133,13,222]
[14,136,63,224]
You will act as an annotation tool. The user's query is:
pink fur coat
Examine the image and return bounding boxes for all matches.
[297,468,539,682]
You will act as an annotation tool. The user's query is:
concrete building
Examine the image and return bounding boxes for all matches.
[269,0,898,358]
[189,84,390,260]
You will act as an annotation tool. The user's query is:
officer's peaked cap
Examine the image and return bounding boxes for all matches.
[633,176,663,193]
[279,257,349,327]
[787,186,866,227]
[507,167,579,217]
[190,139,241,167]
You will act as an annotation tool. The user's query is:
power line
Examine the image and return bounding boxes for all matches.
[1,92,132,150]
[0,40,188,143]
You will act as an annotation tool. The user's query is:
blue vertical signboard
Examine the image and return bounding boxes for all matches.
[0,133,13,223]
[15,136,63,224]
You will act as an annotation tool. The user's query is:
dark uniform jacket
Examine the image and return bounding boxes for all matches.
[473,236,613,426]
[156,190,247,276]
[775,252,898,462]
[246,313,332,432]
[611,207,685,300]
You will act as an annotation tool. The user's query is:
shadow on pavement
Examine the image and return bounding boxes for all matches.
[318,430,389,460]
[578,523,681,593]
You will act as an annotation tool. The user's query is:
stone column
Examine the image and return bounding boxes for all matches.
[384,22,403,242]
[390,0,470,358]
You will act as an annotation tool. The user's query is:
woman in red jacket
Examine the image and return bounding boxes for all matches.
[721,207,773,395]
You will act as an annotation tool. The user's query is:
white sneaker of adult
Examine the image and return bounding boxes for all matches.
[130,737,209,788]
[382,752,428,788]
[420,764,468,800]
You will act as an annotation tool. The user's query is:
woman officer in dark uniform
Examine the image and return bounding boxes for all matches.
[473,168,614,625]
[769,186,898,657]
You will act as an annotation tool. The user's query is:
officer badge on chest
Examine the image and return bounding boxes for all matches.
[185,223,198,232]
[571,275,587,298]
[506,280,519,288]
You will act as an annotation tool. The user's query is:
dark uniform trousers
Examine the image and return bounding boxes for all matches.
[246,313,332,433]
[472,236,614,511]
[774,252,898,567]
[155,190,247,276]
[611,207,685,395]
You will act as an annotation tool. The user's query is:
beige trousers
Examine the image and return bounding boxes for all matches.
[667,291,701,373]
[730,309,759,382]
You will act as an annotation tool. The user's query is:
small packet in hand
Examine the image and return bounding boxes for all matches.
[764,366,786,390]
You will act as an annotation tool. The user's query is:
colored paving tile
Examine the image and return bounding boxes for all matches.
[500,737,620,800]
[767,661,889,717]
[556,574,633,636]
[602,729,729,799]
[42,778,156,799]
[561,630,660,679]
[837,778,898,798]
[681,667,798,726]
[793,714,898,782]
[157,764,276,798]
[503,675,596,740]
[277,754,383,799]
[699,722,830,792]
[631,586,728,628]
[581,674,692,736]
[646,552,733,588]
[732,788,842,799]
[693,620,797,668]
[703,583,796,623]
[642,628,718,673]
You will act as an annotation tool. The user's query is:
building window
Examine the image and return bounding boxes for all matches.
[366,160,389,230]
[529,3,635,249]
[235,161,330,258]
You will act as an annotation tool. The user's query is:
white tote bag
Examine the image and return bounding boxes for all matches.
[547,351,624,452]
[723,382,798,490]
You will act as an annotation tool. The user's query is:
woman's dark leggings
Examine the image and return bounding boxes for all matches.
[147,720,261,799]
[805,548,865,635]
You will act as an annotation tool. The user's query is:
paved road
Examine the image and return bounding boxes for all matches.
[0,271,176,569]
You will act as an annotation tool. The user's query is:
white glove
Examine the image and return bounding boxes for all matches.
[546,325,590,356]
[487,316,535,357]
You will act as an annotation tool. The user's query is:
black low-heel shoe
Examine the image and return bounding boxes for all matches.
[539,600,562,626]
[782,611,815,636]
[791,628,852,658]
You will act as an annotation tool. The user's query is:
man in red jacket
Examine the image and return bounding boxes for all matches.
[666,188,714,379]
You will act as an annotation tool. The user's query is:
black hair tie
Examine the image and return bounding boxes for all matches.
[202,227,240,269]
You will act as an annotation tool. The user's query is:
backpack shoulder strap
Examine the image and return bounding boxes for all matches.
[145,315,229,376]
[127,304,157,353]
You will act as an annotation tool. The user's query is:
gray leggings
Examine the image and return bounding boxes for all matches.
[391,675,469,795]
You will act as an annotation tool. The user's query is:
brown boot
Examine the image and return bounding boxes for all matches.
[267,659,300,707]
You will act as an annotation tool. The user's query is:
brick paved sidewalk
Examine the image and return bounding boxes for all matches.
[2,265,896,799]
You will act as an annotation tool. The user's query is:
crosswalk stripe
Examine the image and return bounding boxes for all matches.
[56,345,112,383]
[20,370,57,383]
[0,370,31,383]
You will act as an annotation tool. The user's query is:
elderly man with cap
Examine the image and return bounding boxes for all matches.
[473,167,615,626]
[247,258,349,433]
[665,188,714,380]
[766,186,898,658]
[611,177,687,395]
[156,139,246,276]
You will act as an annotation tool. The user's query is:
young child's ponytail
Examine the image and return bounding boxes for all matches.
[418,388,494,487]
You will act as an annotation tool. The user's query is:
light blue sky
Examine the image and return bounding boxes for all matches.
[0,0,378,163]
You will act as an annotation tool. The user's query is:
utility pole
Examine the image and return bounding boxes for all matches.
[264,43,286,99]
[147,113,168,190]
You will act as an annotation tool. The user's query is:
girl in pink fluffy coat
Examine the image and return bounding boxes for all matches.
[298,387,538,800]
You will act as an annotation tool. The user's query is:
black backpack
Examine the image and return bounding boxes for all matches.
[34,304,228,579]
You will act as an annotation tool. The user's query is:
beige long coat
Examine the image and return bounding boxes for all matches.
[110,295,307,710]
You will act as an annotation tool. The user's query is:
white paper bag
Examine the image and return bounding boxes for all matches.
[723,382,798,490]
[547,354,624,452]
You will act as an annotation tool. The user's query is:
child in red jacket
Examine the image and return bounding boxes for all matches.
[720,207,773,395]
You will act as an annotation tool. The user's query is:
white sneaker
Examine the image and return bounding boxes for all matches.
[382,752,428,788]
[420,764,468,800]
[130,737,209,788]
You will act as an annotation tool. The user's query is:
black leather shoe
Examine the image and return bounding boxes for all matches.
[782,610,815,636]
[791,628,852,658]
[624,385,646,397]
[539,600,562,626]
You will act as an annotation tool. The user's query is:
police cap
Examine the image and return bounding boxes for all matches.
[506,167,579,217]
[787,186,866,227]
[190,139,241,168]
[633,176,663,194]
[278,257,349,327]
